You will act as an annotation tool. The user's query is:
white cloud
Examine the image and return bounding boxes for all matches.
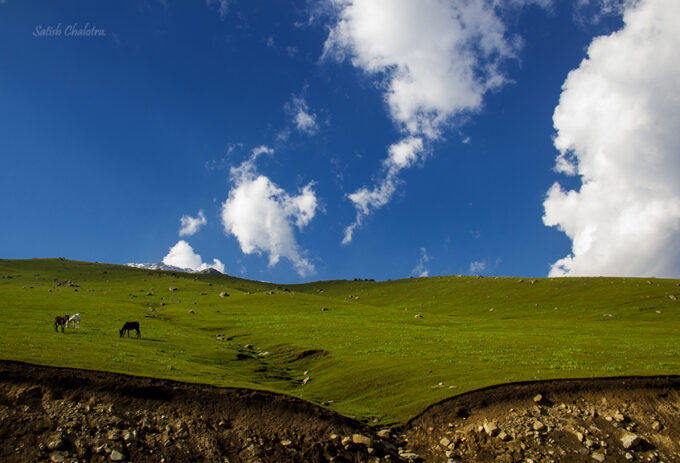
[324,0,515,137]
[469,260,487,274]
[206,0,232,18]
[543,0,680,277]
[179,210,207,237]
[411,247,430,277]
[575,0,634,21]
[342,137,423,244]
[250,145,274,159]
[221,146,318,277]
[326,0,522,242]
[162,240,225,273]
[286,96,319,135]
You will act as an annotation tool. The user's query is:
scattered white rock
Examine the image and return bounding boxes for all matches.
[377,429,391,439]
[46,439,65,451]
[591,451,606,462]
[110,449,125,461]
[398,451,419,460]
[483,422,498,437]
[621,432,641,450]
[352,434,372,446]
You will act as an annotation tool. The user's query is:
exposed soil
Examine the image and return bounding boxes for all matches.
[1,361,679,463]
[400,376,680,462]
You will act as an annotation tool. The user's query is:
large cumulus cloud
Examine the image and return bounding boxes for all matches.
[221,146,318,277]
[543,0,680,277]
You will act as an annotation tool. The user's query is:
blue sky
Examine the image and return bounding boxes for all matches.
[2,0,679,282]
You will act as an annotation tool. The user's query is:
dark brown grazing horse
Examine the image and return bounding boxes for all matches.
[54,315,69,333]
[119,321,141,338]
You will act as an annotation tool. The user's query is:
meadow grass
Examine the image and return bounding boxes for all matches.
[1,258,678,425]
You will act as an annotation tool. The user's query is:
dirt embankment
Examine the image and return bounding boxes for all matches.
[1,361,679,463]
[401,376,680,462]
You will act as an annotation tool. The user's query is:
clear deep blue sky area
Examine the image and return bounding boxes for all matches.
[2,1,678,282]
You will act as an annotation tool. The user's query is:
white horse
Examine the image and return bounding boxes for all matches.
[68,313,80,329]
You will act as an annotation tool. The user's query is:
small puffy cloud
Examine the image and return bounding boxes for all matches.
[387,136,423,169]
[469,260,487,274]
[326,0,522,242]
[543,0,680,277]
[286,96,319,135]
[179,210,207,237]
[411,247,430,277]
[162,240,225,273]
[221,146,318,277]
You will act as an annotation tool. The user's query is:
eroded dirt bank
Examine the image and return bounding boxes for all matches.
[1,361,679,463]
[402,376,680,462]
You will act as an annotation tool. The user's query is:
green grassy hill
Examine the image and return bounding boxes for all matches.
[1,258,678,425]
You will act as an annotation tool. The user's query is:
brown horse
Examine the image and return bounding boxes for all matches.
[54,315,69,332]
[119,321,141,338]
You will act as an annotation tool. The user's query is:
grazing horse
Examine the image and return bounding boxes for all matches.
[119,321,141,338]
[68,313,80,329]
[54,315,69,332]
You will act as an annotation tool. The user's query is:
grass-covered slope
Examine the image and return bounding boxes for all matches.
[1,258,678,425]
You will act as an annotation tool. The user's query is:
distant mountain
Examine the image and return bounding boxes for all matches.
[126,262,222,274]
[199,268,223,275]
